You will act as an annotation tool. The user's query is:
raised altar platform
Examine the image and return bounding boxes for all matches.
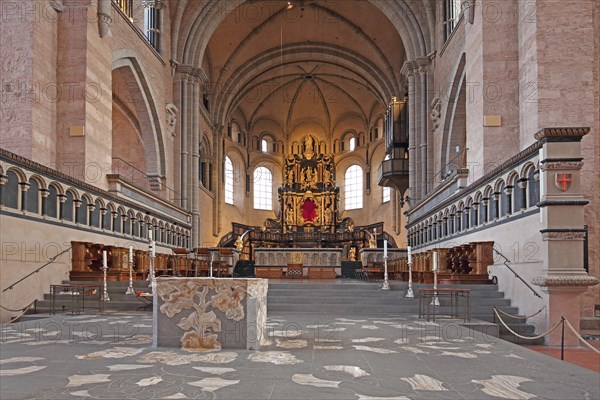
[255,248,342,267]
[254,248,342,278]
[153,278,268,351]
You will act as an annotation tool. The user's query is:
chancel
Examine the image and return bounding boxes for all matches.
[0,1,599,399]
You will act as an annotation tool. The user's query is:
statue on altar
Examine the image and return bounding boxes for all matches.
[349,247,357,261]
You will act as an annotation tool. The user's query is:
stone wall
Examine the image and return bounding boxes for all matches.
[0,213,174,323]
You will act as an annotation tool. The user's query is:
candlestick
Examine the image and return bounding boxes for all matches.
[381,240,390,291]
[149,240,156,293]
[102,250,110,301]
[126,246,135,295]
[431,251,439,306]
[406,246,414,298]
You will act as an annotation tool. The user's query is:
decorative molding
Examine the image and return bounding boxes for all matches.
[462,0,475,24]
[430,97,441,133]
[166,103,178,137]
[541,231,585,241]
[532,275,599,287]
[177,64,208,83]
[97,0,112,38]
[49,0,64,12]
[540,161,584,171]
[534,127,590,141]
[537,199,589,207]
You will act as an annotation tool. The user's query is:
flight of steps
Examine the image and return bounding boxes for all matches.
[30,279,542,344]
[267,281,543,344]
[34,281,155,313]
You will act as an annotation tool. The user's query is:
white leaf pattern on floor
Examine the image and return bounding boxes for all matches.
[292,374,341,388]
[401,374,447,391]
[472,375,535,399]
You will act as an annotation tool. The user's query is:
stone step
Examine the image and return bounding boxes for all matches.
[267,289,507,299]
[266,296,511,306]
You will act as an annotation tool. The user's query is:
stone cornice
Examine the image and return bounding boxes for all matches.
[532,275,599,287]
[534,127,590,141]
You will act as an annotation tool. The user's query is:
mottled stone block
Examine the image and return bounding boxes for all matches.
[153,278,268,351]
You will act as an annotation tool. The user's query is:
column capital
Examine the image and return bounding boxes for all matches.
[176,64,208,84]
[400,61,417,77]
[415,57,430,74]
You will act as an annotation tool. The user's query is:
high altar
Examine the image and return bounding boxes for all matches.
[280,135,339,234]
[245,135,376,276]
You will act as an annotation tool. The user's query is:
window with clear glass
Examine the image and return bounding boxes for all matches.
[261,139,268,153]
[253,167,273,210]
[444,0,462,40]
[349,137,356,151]
[224,156,234,205]
[345,165,363,210]
[143,1,161,51]
[383,155,391,203]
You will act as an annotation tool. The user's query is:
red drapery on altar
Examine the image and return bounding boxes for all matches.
[301,199,317,222]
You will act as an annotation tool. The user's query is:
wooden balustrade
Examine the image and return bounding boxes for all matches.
[378,241,494,285]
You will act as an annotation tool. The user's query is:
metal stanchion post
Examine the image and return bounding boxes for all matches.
[102,250,110,302]
[561,317,565,361]
[126,246,135,295]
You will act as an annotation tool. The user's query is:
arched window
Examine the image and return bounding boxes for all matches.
[345,165,363,210]
[253,167,273,210]
[349,137,356,151]
[224,156,234,205]
[261,139,268,153]
[382,155,391,203]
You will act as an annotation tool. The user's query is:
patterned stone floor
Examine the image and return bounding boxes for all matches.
[1,311,598,399]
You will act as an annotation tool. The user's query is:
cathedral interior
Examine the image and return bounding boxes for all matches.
[0,0,599,357]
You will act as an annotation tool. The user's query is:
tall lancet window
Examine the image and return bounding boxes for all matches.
[345,165,363,210]
[253,167,273,210]
[224,156,234,205]
[143,1,162,51]
[382,155,391,203]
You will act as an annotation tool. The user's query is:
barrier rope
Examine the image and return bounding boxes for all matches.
[0,300,36,323]
[493,307,563,340]
[494,307,600,354]
[564,318,600,355]
[494,305,547,320]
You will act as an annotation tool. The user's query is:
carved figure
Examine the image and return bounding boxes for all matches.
[349,247,356,261]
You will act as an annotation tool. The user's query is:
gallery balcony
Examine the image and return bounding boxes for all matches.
[377,157,409,195]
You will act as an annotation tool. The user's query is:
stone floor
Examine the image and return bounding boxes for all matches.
[1,311,599,400]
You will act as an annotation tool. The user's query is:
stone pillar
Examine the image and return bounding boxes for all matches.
[531,128,599,346]
[18,182,29,212]
[56,1,112,188]
[401,62,417,201]
[40,189,49,216]
[417,57,429,196]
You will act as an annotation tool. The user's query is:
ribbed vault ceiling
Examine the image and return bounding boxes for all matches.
[171,0,428,141]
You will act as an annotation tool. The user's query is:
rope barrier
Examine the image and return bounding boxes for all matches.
[564,318,600,355]
[494,305,547,320]
[493,307,563,340]
[0,300,36,323]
